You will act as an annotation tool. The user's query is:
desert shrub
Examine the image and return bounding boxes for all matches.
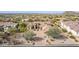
[68,32,72,35]
[46,27,61,39]
[62,28,67,32]
[70,35,76,39]
[15,17,22,22]
[0,32,4,35]
[24,31,36,41]
[8,28,17,33]
[48,16,53,19]
[16,22,27,32]
[0,32,5,38]
[28,19,33,22]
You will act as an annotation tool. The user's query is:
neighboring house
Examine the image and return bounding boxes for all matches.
[60,20,79,36]
[0,22,17,32]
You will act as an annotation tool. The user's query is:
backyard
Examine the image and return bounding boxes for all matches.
[0,11,79,46]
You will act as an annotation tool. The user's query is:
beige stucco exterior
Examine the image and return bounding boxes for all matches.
[60,21,79,36]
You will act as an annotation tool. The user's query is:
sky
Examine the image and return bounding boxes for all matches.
[0,11,64,14]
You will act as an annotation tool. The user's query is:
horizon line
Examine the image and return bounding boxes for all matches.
[0,11,65,14]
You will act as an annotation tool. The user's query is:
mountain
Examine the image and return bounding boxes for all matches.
[63,11,79,16]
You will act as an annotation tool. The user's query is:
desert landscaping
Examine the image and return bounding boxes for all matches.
[0,11,79,46]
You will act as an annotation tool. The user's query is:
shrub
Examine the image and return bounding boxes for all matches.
[46,27,61,39]
[62,28,67,32]
[28,19,33,22]
[15,17,22,22]
[68,32,72,35]
[70,35,76,39]
[16,22,27,32]
[0,32,5,38]
[8,28,17,33]
[24,31,36,41]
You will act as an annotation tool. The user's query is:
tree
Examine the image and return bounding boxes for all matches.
[16,22,27,32]
[46,27,61,39]
[24,31,36,40]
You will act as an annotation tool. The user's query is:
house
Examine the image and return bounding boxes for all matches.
[0,22,17,32]
[60,20,79,36]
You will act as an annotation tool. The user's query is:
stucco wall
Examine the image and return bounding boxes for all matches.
[60,21,79,36]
